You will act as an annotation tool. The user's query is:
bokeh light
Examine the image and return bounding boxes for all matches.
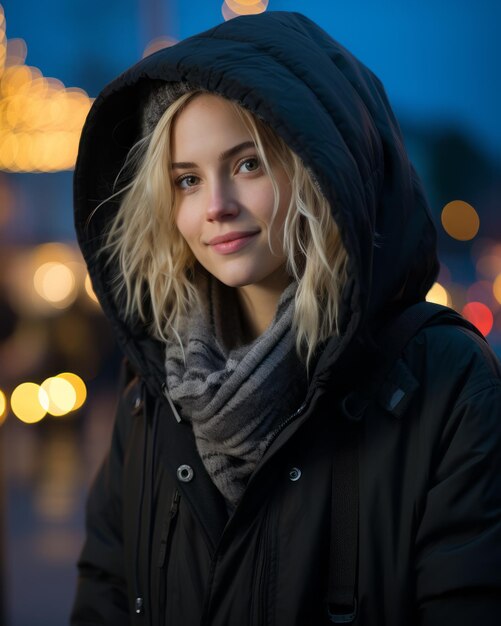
[6,242,82,316]
[222,0,268,20]
[11,382,48,424]
[493,274,501,305]
[476,253,501,279]
[84,273,99,304]
[0,389,7,425]
[0,8,93,172]
[462,301,493,337]
[41,376,77,416]
[57,372,87,410]
[441,200,480,241]
[426,281,450,306]
[33,261,77,307]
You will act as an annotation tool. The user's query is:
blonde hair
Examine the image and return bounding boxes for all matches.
[100,90,349,368]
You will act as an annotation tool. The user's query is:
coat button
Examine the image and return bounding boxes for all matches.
[177,464,194,483]
[288,467,301,482]
[133,395,142,411]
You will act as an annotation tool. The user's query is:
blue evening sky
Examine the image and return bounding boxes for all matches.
[3,0,501,163]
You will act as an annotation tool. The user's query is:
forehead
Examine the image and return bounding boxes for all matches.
[171,94,254,156]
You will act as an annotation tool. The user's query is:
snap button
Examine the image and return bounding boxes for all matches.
[288,467,301,482]
[340,392,366,421]
[177,464,194,483]
[133,395,142,411]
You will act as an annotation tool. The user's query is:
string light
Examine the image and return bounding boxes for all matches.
[0,5,93,172]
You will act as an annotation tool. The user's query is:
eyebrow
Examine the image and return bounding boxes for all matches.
[171,141,256,170]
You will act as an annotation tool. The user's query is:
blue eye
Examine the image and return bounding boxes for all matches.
[238,157,260,173]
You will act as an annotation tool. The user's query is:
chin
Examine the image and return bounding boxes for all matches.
[216,275,258,289]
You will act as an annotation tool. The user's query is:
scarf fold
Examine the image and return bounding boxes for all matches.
[164,273,308,509]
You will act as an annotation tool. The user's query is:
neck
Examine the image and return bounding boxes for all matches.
[236,271,291,341]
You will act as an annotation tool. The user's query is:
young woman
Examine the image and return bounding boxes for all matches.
[71,11,501,626]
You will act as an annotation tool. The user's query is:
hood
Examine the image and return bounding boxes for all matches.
[74,10,439,398]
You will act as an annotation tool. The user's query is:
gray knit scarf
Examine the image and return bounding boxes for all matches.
[164,273,308,510]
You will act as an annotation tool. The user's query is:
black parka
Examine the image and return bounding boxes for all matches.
[71,11,501,626]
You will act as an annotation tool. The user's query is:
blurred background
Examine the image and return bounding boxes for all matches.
[0,0,500,624]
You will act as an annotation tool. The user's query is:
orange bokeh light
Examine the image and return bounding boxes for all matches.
[223,0,267,19]
[441,200,480,241]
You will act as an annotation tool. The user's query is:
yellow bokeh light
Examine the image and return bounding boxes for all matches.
[226,0,268,13]
[441,200,480,241]
[228,0,265,6]
[33,261,76,307]
[0,11,93,172]
[426,282,450,306]
[0,389,7,425]
[223,0,267,18]
[32,242,77,266]
[57,372,87,410]
[1,63,31,96]
[11,382,48,424]
[493,275,501,305]
[41,377,77,416]
[84,273,99,303]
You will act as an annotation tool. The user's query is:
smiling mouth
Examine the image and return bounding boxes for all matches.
[208,232,259,254]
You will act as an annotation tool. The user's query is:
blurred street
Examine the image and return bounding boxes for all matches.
[1,1,500,624]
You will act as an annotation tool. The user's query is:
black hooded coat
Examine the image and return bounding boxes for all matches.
[71,11,501,626]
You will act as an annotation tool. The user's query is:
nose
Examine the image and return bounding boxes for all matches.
[206,179,239,222]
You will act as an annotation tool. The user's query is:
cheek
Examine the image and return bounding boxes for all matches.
[175,205,198,244]
[251,182,279,224]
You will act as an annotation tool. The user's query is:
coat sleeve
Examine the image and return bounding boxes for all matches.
[415,374,501,625]
[70,359,137,626]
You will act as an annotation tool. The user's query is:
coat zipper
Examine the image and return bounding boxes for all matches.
[256,506,274,626]
[265,400,308,451]
[201,397,316,625]
[158,489,180,626]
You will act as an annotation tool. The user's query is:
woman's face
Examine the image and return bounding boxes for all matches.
[171,94,292,292]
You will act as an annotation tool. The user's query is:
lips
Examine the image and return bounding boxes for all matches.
[207,230,260,255]
[208,230,260,246]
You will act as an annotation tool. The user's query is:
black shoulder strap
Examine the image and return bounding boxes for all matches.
[326,301,484,623]
[373,301,484,377]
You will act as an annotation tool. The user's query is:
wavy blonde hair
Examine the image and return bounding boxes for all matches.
[101,90,349,368]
